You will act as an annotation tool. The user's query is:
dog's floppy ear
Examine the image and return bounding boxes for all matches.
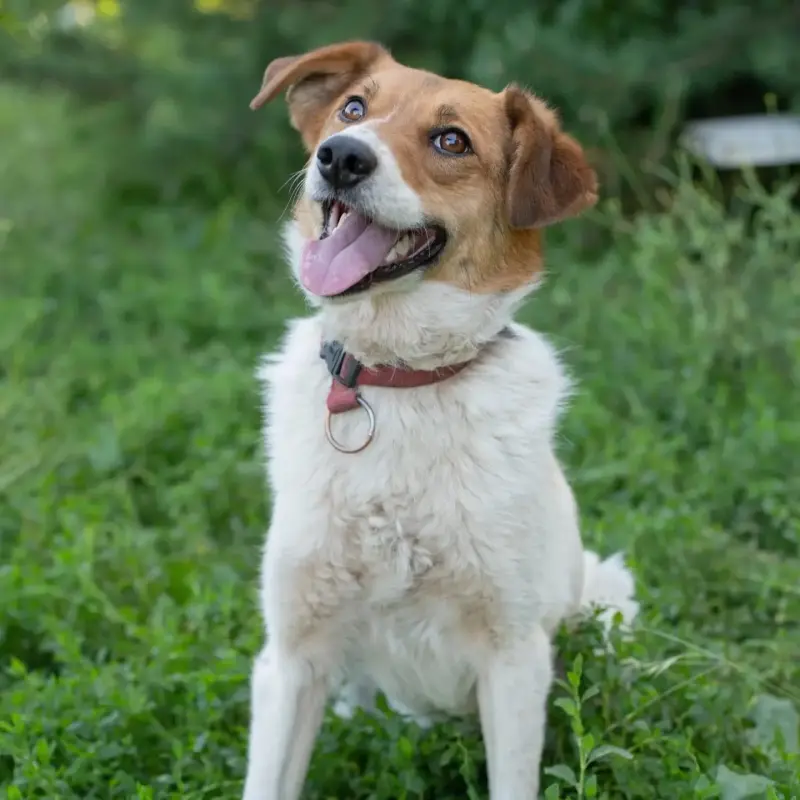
[250,41,388,150]
[504,85,598,229]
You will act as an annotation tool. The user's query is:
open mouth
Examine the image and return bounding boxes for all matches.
[298,199,447,298]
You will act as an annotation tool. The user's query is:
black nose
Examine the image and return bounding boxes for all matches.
[316,136,378,190]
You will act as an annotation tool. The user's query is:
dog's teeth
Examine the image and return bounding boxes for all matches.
[397,234,413,258]
[383,232,422,264]
[395,237,409,260]
[334,210,349,230]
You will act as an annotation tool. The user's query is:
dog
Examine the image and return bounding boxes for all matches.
[242,41,639,800]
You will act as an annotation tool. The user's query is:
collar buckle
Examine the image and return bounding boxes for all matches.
[320,340,362,388]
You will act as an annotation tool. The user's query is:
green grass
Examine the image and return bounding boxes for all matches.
[1,85,798,800]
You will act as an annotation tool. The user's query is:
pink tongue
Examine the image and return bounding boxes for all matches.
[300,211,399,296]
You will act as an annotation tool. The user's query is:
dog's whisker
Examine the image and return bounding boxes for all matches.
[277,172,308,222]
[277,169,305,195]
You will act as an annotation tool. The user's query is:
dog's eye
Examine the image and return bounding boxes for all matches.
[432,129,472,156]
[340,97,366,123]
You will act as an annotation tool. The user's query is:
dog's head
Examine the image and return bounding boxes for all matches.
[253,41,597,359]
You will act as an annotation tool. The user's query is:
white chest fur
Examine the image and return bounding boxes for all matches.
[257,315,585,719]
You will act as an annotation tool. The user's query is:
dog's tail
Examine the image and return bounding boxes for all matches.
[578,550,639,631]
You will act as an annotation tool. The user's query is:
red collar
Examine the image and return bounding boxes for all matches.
[320,340,472,415]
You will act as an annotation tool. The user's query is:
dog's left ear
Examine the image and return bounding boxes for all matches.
[504,85,598,229]
[250,41,388,150]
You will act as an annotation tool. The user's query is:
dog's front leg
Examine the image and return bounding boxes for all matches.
[242,518,352,800]
[477,625,553,800]
[241,641,329,800]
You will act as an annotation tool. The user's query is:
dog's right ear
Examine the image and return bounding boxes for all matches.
[250,41,388,150]
[504,85,598,229]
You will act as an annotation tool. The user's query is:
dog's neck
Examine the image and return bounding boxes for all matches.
[284,221,536,369]
[317,281,533,369]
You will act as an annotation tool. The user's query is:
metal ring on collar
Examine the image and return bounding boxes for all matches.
[324,394,376,454]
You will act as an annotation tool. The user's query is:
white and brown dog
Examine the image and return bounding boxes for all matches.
[242,41,638,800]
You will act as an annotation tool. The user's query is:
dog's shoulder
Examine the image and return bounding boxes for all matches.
[464,322,573,438]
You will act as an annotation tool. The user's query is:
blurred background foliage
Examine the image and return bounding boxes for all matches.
[2,4,800,798]
[1,0,799,209]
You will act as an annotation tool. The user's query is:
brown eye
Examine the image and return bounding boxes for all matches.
[432,129,471,156]
[340,97,366,123]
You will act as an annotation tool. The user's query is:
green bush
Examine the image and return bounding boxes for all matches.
[2,0,799,205]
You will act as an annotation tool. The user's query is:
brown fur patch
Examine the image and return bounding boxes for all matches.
[254,42,598,295]
[504,85,598,229]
